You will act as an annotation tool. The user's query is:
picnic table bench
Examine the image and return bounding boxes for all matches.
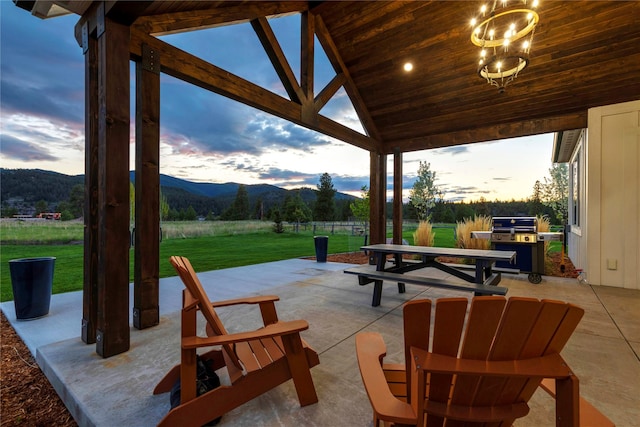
[344,244,516,306]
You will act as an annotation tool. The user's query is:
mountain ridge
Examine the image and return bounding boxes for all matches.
[1,168,356,217]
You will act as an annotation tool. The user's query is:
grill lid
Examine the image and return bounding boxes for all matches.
[491,216,537,233]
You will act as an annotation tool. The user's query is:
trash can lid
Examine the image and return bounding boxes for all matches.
[9,257,56,263]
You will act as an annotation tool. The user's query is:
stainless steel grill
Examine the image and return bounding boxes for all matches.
[473,216,563,283]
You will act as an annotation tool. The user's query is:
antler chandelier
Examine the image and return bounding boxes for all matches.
[470,0,539,92]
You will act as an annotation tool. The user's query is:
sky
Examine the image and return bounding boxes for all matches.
[0,2,556,202]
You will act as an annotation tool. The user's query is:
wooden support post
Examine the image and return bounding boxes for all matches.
[82,22,98,344]
[393,148,403,245]
[369,151,387,255]
[95,13,131,357]
[133,43,160,330]
[300,11,315,124]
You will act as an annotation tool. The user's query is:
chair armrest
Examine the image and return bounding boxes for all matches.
[209,295,280,308]
[356,332,417,425]
[183,319,308,349]
[540,379,615,427]
[410,347,574,379]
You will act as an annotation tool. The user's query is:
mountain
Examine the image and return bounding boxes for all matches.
[1,168,357,217]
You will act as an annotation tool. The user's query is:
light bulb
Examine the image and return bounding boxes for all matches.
[480,4,487,13]
[523,40,530,49]
[532,0,539,7]
[403,62,413,72]
[503,39,510,47]
[481,49,487,57]
[471,18,477,26]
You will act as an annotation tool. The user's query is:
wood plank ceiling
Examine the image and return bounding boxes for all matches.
[19,1,640,154]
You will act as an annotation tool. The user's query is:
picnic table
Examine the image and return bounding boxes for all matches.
[344,244,517,306]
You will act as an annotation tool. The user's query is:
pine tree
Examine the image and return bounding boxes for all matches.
[222,184,250,220]
[313,173,336,221]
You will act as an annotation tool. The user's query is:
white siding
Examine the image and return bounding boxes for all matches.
[585,100,640,289]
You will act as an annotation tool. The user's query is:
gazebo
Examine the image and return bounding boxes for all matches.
[13,0,640,357]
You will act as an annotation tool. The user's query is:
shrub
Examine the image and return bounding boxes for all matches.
[455,215,491,250]
[272,210,284,234]
[413,220,435,247]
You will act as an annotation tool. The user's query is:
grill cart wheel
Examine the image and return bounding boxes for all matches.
[528,273,542,284]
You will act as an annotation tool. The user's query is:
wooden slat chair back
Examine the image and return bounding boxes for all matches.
[357,296,615,427]
[154,256,320,427]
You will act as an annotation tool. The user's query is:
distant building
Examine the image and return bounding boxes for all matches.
[37,212,62,220]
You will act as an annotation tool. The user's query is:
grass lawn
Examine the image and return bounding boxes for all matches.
[0,223,560,302]
[1,231,369,302]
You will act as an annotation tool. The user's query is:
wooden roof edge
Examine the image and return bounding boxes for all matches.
[133,2,309,37]
[384,111,588,155]
[14,0,92,19]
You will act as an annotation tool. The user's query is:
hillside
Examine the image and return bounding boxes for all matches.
[0,168,356,217]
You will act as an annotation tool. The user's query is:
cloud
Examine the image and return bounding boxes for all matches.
[436,146,469,155]
[1,4,84,124]
[0,134,59,161]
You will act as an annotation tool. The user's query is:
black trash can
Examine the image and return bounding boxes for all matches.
[9,257,55,320]
[314,236,328,263]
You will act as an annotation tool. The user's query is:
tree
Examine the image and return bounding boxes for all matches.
[160,191,170,221]
[542,163,569,224]
[313,173,336,221]
[221,184,250,220]
[528,180,544,215]
[283,191,312,224]
[68,184,84,218]
[254,198,264,220]
[409,161,439,221]
[184,205,198,221]
[272,209,284,233]
[129,182,135,224]
[349,185,370,225]
[35,199,48,216]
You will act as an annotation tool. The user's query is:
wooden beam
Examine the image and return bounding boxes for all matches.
[133,1,309,36]
[129,28,379,151]
[385,112,588,154]
[369,151,387,250]
[251,17,304,104]
[314,15,382,141]
[95,15,131,358]
[82,22,98,345]
[393,149,403,245]
[314,73,346,112]
[133,43,160,330]
[300,11,315,124]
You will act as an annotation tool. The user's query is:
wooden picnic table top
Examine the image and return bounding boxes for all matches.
[361,244,516,263]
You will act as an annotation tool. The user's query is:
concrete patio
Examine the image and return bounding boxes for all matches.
[2,258,639,426]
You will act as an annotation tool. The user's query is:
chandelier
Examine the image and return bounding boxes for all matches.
[470,0,539,92]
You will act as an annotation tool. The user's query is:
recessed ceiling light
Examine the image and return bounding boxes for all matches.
[403,62,413,72]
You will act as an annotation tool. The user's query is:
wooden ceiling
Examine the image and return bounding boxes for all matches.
[17,1,640,154]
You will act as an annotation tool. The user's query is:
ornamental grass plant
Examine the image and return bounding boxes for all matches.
[455,215,491,250]
[536,215,551,255]
[413,220,435,247]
